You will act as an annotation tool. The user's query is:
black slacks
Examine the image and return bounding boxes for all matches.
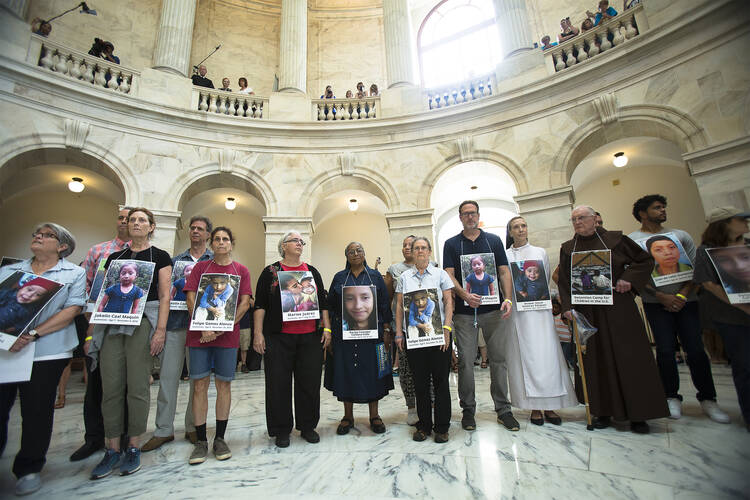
[407,344,452,434]
[264,331,323,436]
[0,358,68,478]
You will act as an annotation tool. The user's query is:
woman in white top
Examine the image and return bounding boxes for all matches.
[505,216,577,426]
[237,77,254,94]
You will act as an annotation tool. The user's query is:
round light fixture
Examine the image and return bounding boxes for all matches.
[348,199,359,212]
[470,185,478,190]
[613,152,628,168]
[68,177,85,193]
[225,197,236,210]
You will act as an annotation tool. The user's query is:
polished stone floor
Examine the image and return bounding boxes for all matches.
[1,363,748,499]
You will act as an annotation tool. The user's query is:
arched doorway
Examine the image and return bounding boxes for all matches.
[0,148,127,264]
[430,161,518,264]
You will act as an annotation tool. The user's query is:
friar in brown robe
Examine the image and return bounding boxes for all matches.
[558,207,669,429]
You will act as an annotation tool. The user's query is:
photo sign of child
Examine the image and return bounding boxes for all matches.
[86,258,107,313]
[460,253,500,306]
[90,260,156,326]
[571,250,613,305]
[169,261,195,311]
[634,232,693,287]
[1,257,22,268]
[0,271,64,350]
[402,288,445,349]
[706,244,750,304]
[510,259,552,311]
[189,273,241,331]
[278,271,320,322]
[342,285,378,340]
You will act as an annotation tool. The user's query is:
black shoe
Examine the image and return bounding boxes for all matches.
[70,441,104,462]
[497,412,520,431]
[461,411,476,431]
[530,414,544,426]
[544,412,562,426]
[301,429,320,444]
[630,421,650,434]
[592,416,611,429]
[434,432,449,443]
[412,429,428,442]
[275,435,290,448]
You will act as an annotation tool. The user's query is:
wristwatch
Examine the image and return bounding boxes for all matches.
[27,329,39,341]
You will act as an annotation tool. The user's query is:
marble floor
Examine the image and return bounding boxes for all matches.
[1,363,748,499]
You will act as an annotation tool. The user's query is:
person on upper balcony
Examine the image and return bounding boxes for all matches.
[218,78,232,92]
[540,35,558,50]
[320,85,335,99]
[237,77,254,95]
[557,18,579,43]
[369,84,379,97]
[31,18,52,37]
[355,82,366,99]
[88,39,119,65]
[587,0,618,26]
[192,65,214,89]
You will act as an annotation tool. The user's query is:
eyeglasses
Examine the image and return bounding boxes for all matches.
[284,238,306,246]
[346,248,364,256]
[460,211,478,218]
[571,215,594,223]
[32,232,58,240]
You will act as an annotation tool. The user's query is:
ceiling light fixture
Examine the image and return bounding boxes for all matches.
[348,199,359,212]
[613,152,628,168]
[68,177,85,193]
[225,197,236,210]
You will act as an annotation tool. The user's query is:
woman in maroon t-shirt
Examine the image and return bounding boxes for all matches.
[184,227,252,465]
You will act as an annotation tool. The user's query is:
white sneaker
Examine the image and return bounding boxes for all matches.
[667,398,682,419]
[700,400,730,423]
[406,408,418,426]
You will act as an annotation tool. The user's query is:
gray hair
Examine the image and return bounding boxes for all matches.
[35,222,76,258]
[572,205,596,216]
[189,215,213,234]
[278,230,302,257]
[344,241,364,257]
[410,236,432,252]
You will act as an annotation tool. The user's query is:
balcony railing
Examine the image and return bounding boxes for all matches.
[424,74,496,110]
[31,35,138,94]
[312,97,380,121]
[546,4,646,72]
[193,88,267,119]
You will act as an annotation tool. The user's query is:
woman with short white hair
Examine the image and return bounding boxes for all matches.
[253,231,331,448]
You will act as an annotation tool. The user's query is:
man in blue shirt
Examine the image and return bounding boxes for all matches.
[442,201,517,432]
[587,0,618,26]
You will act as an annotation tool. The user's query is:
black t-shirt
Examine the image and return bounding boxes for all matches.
[191,74,214,89]
[442,229,509,315]
[104,246,172,302]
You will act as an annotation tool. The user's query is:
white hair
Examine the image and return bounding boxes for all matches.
[572,205,596,216]
[278,230,302,257]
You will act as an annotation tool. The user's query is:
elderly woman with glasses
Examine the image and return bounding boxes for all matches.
[324,242,393,435]
[253,231,331,448]
[0,223,86,496]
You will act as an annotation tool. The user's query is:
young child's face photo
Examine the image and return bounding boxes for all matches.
[414,294,428,311]
[17,285,46,304]
[211,278,229,293]
[119,265,137,285]
[471,258,485,274]
[184,265,194,278]
[284,278,301,294]
[301,279,315,295]
[524,265,539,281]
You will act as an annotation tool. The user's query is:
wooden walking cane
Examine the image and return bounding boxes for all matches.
[571,314,594,431]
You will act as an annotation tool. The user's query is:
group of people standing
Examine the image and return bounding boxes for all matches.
[1,196,748,497]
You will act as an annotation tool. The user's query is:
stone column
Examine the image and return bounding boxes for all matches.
[383,0,415,88]
[152,0,197,77]
[278,0,307,93]
[1,0,28,19]
[262,216,314,266]
[492,0,533,58]
[385,209,434,264]
[150,209,182,256]
[513,186,575,271]
[684,138,750,215]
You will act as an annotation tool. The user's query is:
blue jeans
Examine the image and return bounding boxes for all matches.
[643,301,716,401]
[715,322,750,424]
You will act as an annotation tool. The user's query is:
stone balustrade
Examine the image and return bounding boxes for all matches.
[312,97,379,121]
[546,4,645,72]
[31,36,138,94]
[425,74,496,110]
[194,88,267,119]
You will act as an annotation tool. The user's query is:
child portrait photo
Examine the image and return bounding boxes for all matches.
[634,232,693,287]
[571,250,613,305]
[190,273,241,331]
[460,253,500,305]
[342,285,378,340]
[402,288,445,349]
[90,259,156,325]
[510,259,552,311]
[278,270,320,321]
[170,261,195,310]
[0,271,64,350]
[706,244,750,304]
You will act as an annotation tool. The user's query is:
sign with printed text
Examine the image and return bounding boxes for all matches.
[170,261,196,311]
[510,259,552,312]
[189,273,241,331]
[342,285,378,340]
[706,245,750,305]
[278,271,321,322]
[0,271,64,350]
[90,260,155,326]
[571,250,613,305]
[459,253,500,306]
[634,232,693,287]
[403,288,445,349]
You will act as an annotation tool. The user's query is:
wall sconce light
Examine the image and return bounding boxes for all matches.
[613,152,628,168]
[225,197,236,210]
[68,177,85,193]
[348,199,358,212]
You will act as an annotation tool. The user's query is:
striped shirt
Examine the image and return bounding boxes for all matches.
[82,237,129,293]
[555,316,571,342]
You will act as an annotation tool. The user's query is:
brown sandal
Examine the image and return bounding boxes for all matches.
[481,360,488,369]
[54,396,65,409]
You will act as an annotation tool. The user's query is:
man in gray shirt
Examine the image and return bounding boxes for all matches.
[629,195,728,423]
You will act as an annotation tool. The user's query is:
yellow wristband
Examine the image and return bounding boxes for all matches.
[675,293,687,301]
[323,328,332,333]
[84,336,92,341]
[503,299,513,305]
[442,325,452,332]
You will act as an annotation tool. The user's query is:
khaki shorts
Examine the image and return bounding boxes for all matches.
[477,327,486,348]
[239,328,252,350]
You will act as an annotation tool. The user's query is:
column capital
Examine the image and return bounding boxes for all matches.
[514,186,575,214]
[683,136,750,213]
[385,209,434,230]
